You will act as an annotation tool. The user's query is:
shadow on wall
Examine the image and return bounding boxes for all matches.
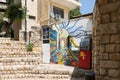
[70,67,95,80]
[70,67,85,80]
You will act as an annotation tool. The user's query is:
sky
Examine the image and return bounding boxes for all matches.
[79,0,96,15]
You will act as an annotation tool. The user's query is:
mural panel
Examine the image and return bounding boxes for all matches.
[50,18,93,68]
[50,29,57,63]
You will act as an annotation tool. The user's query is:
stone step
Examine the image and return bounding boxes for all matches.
[0,57,41,61]
[0,38,11,41]
[0,41,26,47]
[0,47,26,50]
[0,41,26,50]
[0,66,70,74]
[0,49,26,51]
[0,53,41,58]
[0,64,85,80]
[0,58,41,66]
[0,78,72,80]
[0,66,83,78]
[0,43,25,46]
[0,54,40,58]
[0,38,85,80]
[0,74,85,80]
[0,46,26,50]
[0,51,40,55]
[34,64,86,77]
[0,74,70,79]
[0,49,27,52]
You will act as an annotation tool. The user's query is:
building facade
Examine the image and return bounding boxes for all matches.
[0,0,7,23]
[0,0,7,12]
[20,0,81,32]
[19,0,81,63]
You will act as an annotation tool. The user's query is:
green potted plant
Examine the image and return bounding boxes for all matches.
[26,43,33,51]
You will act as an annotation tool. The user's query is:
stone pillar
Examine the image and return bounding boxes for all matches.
[93,0,120,80]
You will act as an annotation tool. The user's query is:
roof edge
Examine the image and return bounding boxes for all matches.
[70,13,93,19]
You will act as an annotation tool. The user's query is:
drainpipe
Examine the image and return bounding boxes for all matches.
[24,0,27,42]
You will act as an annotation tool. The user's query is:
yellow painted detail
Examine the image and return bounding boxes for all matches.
[70,37,79,48]
[80,51,86,60]
[80,51,84,57]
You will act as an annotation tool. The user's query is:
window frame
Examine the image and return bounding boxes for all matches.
[53,6,64,19]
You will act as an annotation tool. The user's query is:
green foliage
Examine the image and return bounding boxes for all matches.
[69,7,81,18]
[7,28,14,37]
[0,21,2,32]
[0,14,3,32]
[4,3,25,21]
[6,0,14,4]
[1,0,25,37]
[0,13,4,23]
[26,43,33,51]
[0,25,2,32]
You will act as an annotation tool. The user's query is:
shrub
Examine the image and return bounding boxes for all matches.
[26,43,33,51]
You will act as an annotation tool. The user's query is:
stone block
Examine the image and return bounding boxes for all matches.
[100,76,110,80]
[96,36,101,41]
[100,45,105,52]
[109,53,120,60]
[95,29,101,36]
[96,46,100,51]
[99,2,119,14]
[106,44,120,52]
[119,62,120,68]
[96,41,100,45]
[111,34,120,43]
[117,23,120,31]
[96,75,101,80]
[100,60,119,68]
[101,14,110,23]
[94,68,100,75]
[111,12,118,22]
[100,35,110,44]
[108,69,119,77]
[109,0,117,2]
[100,69,107,75]
[100,53,109,60]
[100,23,118,34]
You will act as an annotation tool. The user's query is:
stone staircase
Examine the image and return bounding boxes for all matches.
[0,38,85,80]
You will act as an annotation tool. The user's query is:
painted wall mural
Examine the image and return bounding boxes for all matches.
[58,37,68,64]
[65,36,80,66]
[50,18,93,67]
[50,36,80,66]
[50,29,57,63]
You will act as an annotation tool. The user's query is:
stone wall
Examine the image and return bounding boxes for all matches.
[19,26,42,52]
[92,0,120,80]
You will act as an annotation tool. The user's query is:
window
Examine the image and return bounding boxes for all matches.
[80,37,92,50]
[43,27,50,43]
[28,15,36,20]
[0,9,5,12]
[53,6,64,19]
